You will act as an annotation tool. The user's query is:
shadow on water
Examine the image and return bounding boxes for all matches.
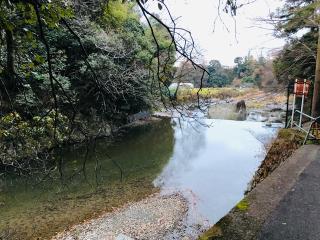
[0,120,174,240]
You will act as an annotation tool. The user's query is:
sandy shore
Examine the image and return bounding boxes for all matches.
[52,193,188,240]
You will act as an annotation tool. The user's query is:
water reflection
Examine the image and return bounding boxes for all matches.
[0,117,278,239]
[0,120,174,239]
[155,119,278,228]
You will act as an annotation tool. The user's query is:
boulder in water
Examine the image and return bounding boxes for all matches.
[235,100,247,121]
[236,100,246,112]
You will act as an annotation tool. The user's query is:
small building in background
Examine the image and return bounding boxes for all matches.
[169,82,194,91]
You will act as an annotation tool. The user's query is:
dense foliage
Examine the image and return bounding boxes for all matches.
[271,0,319,84]
[273,31,317,83]
[270,0,320,116]
[0,0,175,174]
[207,60,233,87]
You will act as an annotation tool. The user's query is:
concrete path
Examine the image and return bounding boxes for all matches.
[258,146,320,240]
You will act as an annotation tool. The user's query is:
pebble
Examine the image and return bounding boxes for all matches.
[52,193,188,240]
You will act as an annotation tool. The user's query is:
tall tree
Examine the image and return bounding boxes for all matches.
[271,0,320,116]
[207,60,232,87]
[313,3,320,116]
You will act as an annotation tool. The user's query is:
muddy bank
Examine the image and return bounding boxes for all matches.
[52,193,188,240]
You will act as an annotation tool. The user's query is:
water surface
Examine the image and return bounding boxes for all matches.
[155,119,278,229]
[0,117,278,239]
[0,120,174,239]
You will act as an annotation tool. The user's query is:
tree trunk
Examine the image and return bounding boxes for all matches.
[4,29,16,92]
[312,27,320,117]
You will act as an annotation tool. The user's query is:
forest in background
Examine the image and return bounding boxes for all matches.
[174,54,276,89]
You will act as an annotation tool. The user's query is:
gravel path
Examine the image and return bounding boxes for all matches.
[52,193,188,240]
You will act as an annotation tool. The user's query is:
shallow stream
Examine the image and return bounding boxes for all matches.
[156,119,278,234]
[0,117,279,239]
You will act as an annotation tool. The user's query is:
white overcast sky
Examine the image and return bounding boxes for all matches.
[146,0,285,66]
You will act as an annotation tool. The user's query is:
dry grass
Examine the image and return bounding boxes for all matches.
[235,90,287,109]
[176,87,287,111]
[176,88,253,102]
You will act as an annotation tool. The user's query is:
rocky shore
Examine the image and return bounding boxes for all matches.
[208,91,288,125]
[52,193,188,240]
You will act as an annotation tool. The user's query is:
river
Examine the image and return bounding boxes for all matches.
[155,118,278,236]
[0,116,279,239]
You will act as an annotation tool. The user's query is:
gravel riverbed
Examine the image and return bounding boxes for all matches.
[52,193,188,240]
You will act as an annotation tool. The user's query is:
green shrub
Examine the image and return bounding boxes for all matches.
[0,111,69,167]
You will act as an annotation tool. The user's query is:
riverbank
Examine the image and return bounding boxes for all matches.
[248,128,304,191]
[52,193,188,240]
[0,111,162,177]
[208,90,287,123]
